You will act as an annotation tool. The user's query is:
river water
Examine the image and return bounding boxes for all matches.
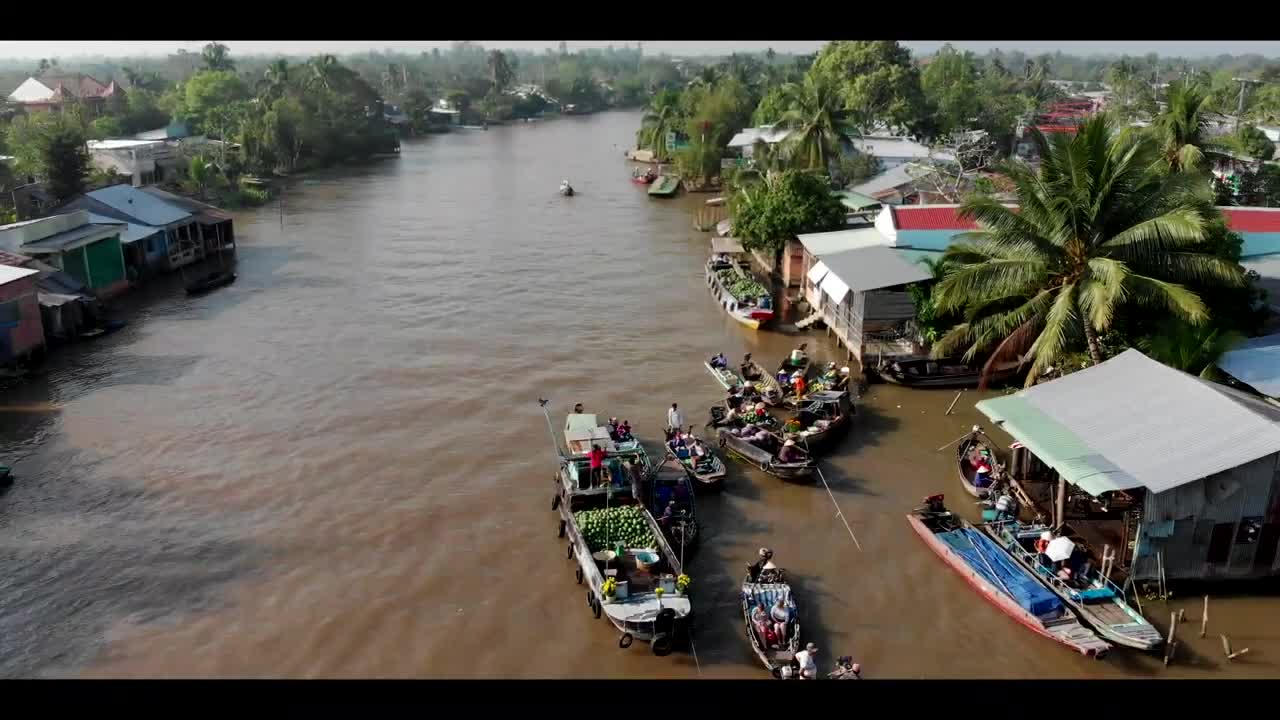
[2,110,1278,678]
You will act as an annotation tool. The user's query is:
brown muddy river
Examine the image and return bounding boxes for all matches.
[2,110,1278,678]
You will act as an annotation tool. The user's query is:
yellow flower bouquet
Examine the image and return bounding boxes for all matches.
[602,577,618,600]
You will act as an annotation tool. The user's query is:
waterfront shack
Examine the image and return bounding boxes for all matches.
[60,185,203,271]
[977,349,1280,584]
[139,187,236,259]
[0,211,129,299]
[804,244,930,365]
[0,262,45,367]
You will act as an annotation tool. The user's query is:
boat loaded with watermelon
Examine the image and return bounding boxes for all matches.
[705,251,775,330]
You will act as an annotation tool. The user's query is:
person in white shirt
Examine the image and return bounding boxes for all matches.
[794,643,818,679]
[666,403,685,433]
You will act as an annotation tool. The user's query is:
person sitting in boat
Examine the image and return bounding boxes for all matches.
[1035,531,1054,567]
[746,427,772,446]
[794,643,819,680]
[754,402,768,421]
[747,548,774,582]
[972,455,994,489]
[778,438,805,464]
[675,442,692,461]
[758,294,772,310]
[709,353,728,369]
[770,598,791,647]
[573,403,585,414]
[834,366,851,391]
[751,604,773,644]
[616,420,633,442]
[660,500,676,527]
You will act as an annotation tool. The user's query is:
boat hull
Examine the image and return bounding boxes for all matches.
[877,357,1021,389]
[705,259,775,330]
[907,512,1109,657]
[717,429,815,483]
[668,448,727,492]
[956,434,997,500]
[742,578,800,674]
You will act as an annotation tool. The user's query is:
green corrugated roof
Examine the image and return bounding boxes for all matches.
[836,190,881,211]
[976,395,1138,497]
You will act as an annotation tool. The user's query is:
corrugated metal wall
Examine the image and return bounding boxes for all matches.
[1135,453,1280,581]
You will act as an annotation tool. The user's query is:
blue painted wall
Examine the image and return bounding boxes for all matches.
[1240,232,1280,259]
[897,229,965,252]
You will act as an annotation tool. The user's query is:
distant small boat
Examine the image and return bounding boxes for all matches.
[559,181,575,197]
[706,196,726,207]
[705,255,775,330]
[957,427,1003,500]
[665,431,727,493]
[877,355,1021,389]
[186,270,237,296]
[632,168,658,185]
[648,175,681,198]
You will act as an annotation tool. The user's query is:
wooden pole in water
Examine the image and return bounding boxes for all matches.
[1221,635,1250,660]
[1201,595,1209,638]
[945,391,962,416]
[1163,611,1178,666]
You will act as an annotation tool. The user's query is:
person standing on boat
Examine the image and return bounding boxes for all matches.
[789,343,808,368]
[587,444,607,488]
[748,548,773,582]
[791,371,806,401]
[616,420,633,442]
[667,403,685,434]
[794,643,819,680]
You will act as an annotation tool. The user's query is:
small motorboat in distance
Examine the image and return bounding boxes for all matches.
[648,175,681,197]
[906,494,1111,657]
[559,180,575,196]
[632,167,658,184]
[186,271,236,296]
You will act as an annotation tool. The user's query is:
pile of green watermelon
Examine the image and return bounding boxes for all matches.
[574,505,657,552]
[717,269,768,302]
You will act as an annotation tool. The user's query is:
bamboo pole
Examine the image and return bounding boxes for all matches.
[1200,595,1208,638]
[1163,611,1178,666]
[1221,635,1250,660]
[945,391,962,416]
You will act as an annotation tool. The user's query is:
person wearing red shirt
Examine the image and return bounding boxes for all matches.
[587,444,607,488]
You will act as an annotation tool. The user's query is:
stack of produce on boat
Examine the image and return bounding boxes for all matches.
[717,270,769,303]
[575,505,658,551]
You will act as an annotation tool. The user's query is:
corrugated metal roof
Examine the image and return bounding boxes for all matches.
[0,264,38,285]
[1221,207,1280,233]
[21,223,123,253]
[849,163,926,197]
[1217,333,1280,398]
[87,185,191,227]
[835,190,881,211]
[977,349,1280,496]
[139,187,234,223]
[797,227,889,256]
[727,125,790,148]
[891,205,978,231]
[819,245,932,294]
[86,213,162,246]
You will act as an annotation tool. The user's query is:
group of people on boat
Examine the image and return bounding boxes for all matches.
[1033,530,1094,587]
[633,167,658,183]
[607,417,633,443]
[666,427,710,463]
[815,362,853,393]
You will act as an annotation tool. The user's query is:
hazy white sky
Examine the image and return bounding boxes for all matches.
[1,40,1278,60]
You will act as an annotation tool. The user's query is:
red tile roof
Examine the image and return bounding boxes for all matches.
[891,205,979,231]
[1221,207,1280,233]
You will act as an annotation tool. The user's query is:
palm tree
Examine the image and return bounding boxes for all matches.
[638,94,679,161]
[1150,80,1214,172]
[260,59,290,102]
[307,55,339,91]
[487,51,514,95]
[930,113,1245,387]
[1138,319,1244,380]
[773,75,857,173]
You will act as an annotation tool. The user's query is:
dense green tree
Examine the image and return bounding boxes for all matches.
[201,42,235,72]
[88,116,123,140]
[931,114,1245,386]
[807,41,927,133]
[1236,126,1276,160]
[921,45,982,135]
[729,170,846,260]
[488,50,515,95]
[1138,318,1244,379]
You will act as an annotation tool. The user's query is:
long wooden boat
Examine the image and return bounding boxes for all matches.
[739,357,786,406]
[186,270,236,296]
[704,358,745,392]
[717,427,815,483]
[773,351,815,408]
[981,520,1163,652]
[541,405,694,656]
[877,356,1021,389]
[648,175,681,197]
[906,496,1110,657]
[957,427,1004,500]
[645,458,700,551]
[705,256,776,330]
[783,390,855,457]
[742,569,800,674]
[665,433,727,493]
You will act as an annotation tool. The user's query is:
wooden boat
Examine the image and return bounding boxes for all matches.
[739,357,786,406]
[646,458,701,549]
[0,464,12,489]
[559,181,575,196]
[957,426,1004,500]
[742,567,800,674]
[664,431,727,493]
[704,357,745,392]
[907,495,1111,657]
[632,168,658,184]
[648,175,681,197]
[877,355,1021,389]
[783,390,855,457]
[705,255,775,330]
[541,404,693,656]
[708,402,781,434]
[185,270,236,296]
[717,427,815,483]
[980,520,1163,651]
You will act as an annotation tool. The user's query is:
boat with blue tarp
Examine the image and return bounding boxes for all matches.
[981,519,1162,651]
[907,494,1111,657]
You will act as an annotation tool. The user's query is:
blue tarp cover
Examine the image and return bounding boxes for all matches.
[939,528,1063,617]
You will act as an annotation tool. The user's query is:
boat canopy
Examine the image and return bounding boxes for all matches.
[711,237,745,254]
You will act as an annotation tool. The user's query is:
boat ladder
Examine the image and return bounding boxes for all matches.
[795,311,825,330]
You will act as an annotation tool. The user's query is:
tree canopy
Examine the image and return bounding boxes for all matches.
[729,171,846,256]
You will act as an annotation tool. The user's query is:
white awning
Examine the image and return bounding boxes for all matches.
[806,260,829,284]
[820,272,850,303]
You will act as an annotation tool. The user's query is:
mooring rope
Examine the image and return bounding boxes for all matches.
[815,466,863,552]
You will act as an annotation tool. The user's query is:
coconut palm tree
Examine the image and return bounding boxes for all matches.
[638,93,679,161]
[259,59,290,102]
[307,54,339,91]
[487,51,514,95]
[930,113,1246,387]
[1138,319,1244,380]
[1150,80,1214,172]
[772,76,857,173]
